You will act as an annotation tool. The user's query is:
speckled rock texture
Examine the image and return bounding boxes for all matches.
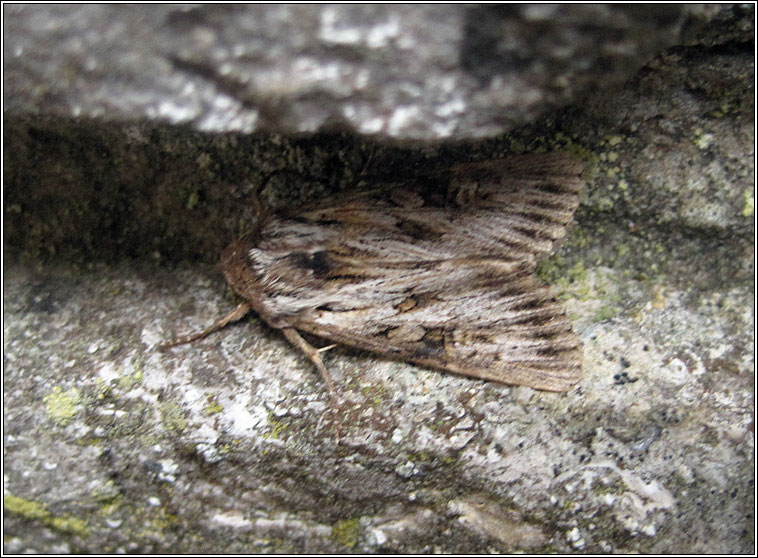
[3,4,712,139]
[3,4,754,554]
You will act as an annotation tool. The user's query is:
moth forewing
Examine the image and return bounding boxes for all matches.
[199,151,585,393]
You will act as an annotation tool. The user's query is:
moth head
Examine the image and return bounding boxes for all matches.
[220,237,260,295]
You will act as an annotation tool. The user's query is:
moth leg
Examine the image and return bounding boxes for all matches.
[280,330,344,442]
[280,328,339,398]
[161,302,251,349]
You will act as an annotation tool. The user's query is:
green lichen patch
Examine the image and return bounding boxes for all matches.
[115,365,143,391]
[49,515,90,536]
[536,257,589,297]
[330,517,361,548]
[692,127,715,150]
[4,493,49,521]
[537,256,625,324]
[4,493,89,537]
[204,395,224,415]
[43,386,81,425]
[160,401,189,434]
[742,189,754,218]
[265,415,290,441]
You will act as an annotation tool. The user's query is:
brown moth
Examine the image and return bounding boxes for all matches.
[163,151,584,396]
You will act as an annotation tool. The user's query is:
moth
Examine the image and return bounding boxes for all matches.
[163,151,584,396]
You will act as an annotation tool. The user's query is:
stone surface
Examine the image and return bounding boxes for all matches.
[2,4,733,139]
[3,4,754,554]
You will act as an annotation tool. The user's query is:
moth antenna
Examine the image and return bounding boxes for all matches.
[160,302,251,350]
[357,146,376,179]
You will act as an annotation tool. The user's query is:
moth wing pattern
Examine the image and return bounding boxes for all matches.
[221,151,584,391]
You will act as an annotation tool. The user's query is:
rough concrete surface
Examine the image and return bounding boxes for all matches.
[3,4,722,139]
[3,4,755,554]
